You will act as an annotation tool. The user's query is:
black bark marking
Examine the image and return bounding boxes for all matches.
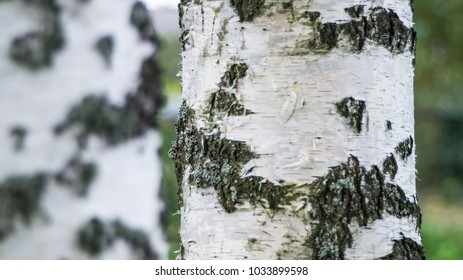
[77,218,159,259]
[335,97,366,134]
[386,120,392,131]
[130,1,159,44]
[112,220,158,260]
[383,153,398,180]
[10,125,28,151]
[95,35,114,67]
[55,51,164,147]
[208,62,253,116]
[55,95,156,146]
[380,237,425,260]
[395,136,414,160]
[77,218,111,256]
[9,0,64,70]
[299,11,320,23]
[306,156,422,259]
[295,7,415,54]
[55,156,97,196]
[344,5,364,18]
[0,174,46,241]
[230,0,265,22]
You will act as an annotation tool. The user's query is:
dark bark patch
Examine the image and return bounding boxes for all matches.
[55,52,164,146]
[344,5,365,18]
[55,95,155,146]
[380,237,425,260]
[112,220,158,260]
[295,7,415,54]
[230,0,265,22]
[77,218,112,256]
[77,218,159,259]
[130,1,159,44]
[306,156,422,259]
[299,11,320,23]
[208,62,253,116]
[395,136,414,160]
[386,120,392,131]
[0,174,46,241]
[383,153,398,180]
[9,0,64,70]
[10,125,28,152]
[95,35,114,67]
[335,97,366,134]
[55,156,97,196]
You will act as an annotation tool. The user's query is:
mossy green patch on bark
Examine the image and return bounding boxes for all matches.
[0,174,46,240]
[95,35,114,67]
[335,97,366,134]
[305,155,422,259]
[295,6,416,54]
[55,95,155,146]
[77,218,159,259]
[55,156,97,197]
[380,237,425,260]
[230,0,265,22]
[395,136,414,160]
[208,61,253,116]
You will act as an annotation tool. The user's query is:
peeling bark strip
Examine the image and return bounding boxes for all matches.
[295,6,416,54]
[177,0,421,259]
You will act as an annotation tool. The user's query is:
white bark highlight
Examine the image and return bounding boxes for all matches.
[0,0,167,259]
[345,214,422,259]
[180,0,419,259]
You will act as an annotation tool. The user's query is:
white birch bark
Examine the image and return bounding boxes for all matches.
[0,0,167,259]
[174,0,424,260]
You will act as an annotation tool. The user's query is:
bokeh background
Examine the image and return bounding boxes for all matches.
[154,0,463,260]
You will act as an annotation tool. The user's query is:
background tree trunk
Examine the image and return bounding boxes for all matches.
[0,0,166,259]
[172,0,424,259]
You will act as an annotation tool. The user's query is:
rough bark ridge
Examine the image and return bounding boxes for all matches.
[176,0,423,259]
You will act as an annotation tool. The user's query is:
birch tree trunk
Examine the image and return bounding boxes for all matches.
[0,0,167,259]
[172,0,424,260]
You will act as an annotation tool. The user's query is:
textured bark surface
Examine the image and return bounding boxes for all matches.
[0,0,166,259]
[174,0,424,260]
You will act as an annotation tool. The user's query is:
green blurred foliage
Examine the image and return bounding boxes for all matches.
[415,0,463,259]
